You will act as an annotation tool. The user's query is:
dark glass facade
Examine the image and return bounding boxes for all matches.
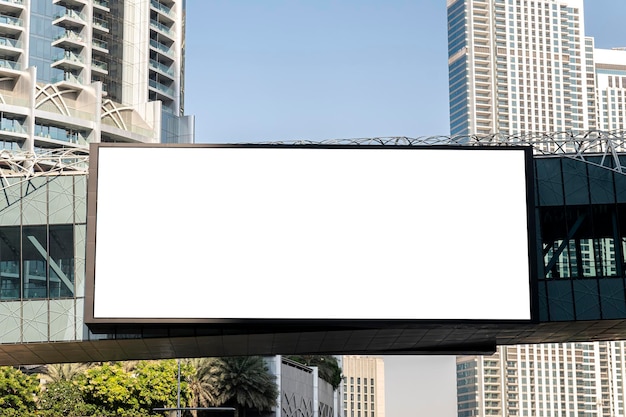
[0,174,85,303]
[536,155,626,322]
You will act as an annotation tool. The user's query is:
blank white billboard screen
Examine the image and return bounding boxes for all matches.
[92,146,532,321]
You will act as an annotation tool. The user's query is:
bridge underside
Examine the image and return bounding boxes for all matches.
[2,320,626,365]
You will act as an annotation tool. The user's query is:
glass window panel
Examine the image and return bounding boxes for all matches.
[539,206,569,279]
[22,177,47,225]
[573,280,600,320]
[48,176,74,224]
[618,206,626,269]
[0,178,21,226]
[538,281,549,322]
[74,224,85,296]
[546,280,575,321]
[22,299,48,342]
[561,159,590,205]
[617,173,626,204]
[49,225,74,298]
[0,226,20,300]
[0,301,21,342]
[599,279,626,320]
[22,226,47,299]
[74,175,86,223]
[49,299,75,342]
[587,164,615,204]
[535,158,564,206]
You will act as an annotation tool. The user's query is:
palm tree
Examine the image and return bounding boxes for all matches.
[287,355,343,390]
[39,362,92,383]
[210,356,278,417]
[185,357,220,417]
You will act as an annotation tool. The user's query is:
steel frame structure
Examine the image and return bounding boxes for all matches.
[277,130,626,175]
[0,130,625,193]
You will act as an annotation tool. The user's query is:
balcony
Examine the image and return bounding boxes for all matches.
[52,30,85,49]
[0,36,21,57]
[34,124,86,145]
[149,79,175,98]
[92,38,108,52]
[150,0,175,20]
[0,13,22,34]
[91,59,108,74]
[52,9,86,29]
[0,57,19,70]
[51,71,83,85]
[0,0,24,15]
[51,50,85,70]
[150,19,174,38]
[52,0,87,8]
[93,0,109,11]
[149,58,174,77]
[149,39,174,58]
[0,117,25,138]
[92,17,109,33]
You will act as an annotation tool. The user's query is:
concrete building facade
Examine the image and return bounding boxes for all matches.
[0,0,193,152]
[447,0,626,139]
[457,342,626,417]
[341,356,385,417]
[266,356,339,417]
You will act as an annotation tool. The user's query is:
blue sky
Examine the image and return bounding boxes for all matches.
[184,1,626,416]
[185,1,626,145]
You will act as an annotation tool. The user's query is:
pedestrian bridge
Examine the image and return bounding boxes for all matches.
[0,132,626,365]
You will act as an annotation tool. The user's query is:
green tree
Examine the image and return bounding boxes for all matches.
[76,360,192,417]
[134,359,192,413]
[38,379,96,417]
[0,366,39,417]
[287,355,343,389]
[211,356,278,417]
[77,362,140,416]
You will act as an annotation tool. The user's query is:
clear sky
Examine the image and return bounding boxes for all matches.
[184,1,626,417]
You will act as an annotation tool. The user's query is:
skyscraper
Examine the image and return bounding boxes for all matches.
[341,356,385,417]
[457,342,626,417]
[0,0,192,151]
[447,0,624,137]
[594,48,626,132]
[0,0,191,348]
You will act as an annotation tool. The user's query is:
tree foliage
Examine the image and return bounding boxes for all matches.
[134,359,193,412]
[185,357,219,414]
[287,355,343,389]
[78,362,139,416]
[38,380,95,417]
[210,356,278,417]
[75,360,192,417]
[40,363,92,384]
[0,366,39,417]
[0,358,280,417]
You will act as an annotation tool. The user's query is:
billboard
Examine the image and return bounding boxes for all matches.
[85,144,536,324]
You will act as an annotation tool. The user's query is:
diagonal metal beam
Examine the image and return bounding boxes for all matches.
[26,235,73,293]
[544,213,587,276]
